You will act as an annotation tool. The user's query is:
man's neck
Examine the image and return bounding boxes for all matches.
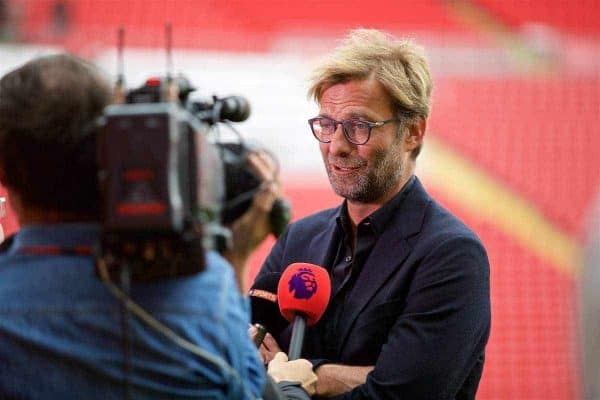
[8,191,96,227]
[345,171,414,231]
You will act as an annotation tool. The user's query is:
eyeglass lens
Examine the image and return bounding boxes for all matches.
[311,118,370,144]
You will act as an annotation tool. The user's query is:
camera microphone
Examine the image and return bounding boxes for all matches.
[218,96,251,122]
[192,96,251,124]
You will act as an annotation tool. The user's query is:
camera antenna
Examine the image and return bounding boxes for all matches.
[164,23,179,103]
[114,26,126,104]
[165,23,173,80]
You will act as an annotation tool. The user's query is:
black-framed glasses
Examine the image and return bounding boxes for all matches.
[308,116,400,145]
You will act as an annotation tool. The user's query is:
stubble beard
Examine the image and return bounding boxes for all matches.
[326,146,404,203]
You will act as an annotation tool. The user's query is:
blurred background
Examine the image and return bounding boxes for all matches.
[0,1,599,398]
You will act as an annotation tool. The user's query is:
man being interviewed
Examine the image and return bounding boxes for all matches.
[255,29,491,400]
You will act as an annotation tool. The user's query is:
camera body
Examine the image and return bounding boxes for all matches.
[95,77,289,282]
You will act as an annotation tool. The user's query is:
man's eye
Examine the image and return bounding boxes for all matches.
[352,121,369,130]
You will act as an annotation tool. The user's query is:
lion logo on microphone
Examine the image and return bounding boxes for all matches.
[288,267,318,299]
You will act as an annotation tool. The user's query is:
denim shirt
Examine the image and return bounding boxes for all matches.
[0,223,265,399]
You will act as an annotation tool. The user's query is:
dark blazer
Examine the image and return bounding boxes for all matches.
[257,177,491,400]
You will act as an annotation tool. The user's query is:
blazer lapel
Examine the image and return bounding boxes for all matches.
[305,206,342,270]
[337,178,431,348]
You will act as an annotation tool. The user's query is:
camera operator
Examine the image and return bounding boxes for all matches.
[0,53,315,400]
[222,150,282,290]
[222,153,317,400]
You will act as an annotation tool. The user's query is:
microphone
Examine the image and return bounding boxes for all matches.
[248,272,289,346]
[217,95,251,122]
[191,95,251,124]
[278,263,331,360]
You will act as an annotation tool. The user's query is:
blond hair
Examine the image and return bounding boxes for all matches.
[308,29,433,121]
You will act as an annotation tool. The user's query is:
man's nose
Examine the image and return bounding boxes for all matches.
[329,123,354,155]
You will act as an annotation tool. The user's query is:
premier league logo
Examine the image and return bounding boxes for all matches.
[288,267,318,299]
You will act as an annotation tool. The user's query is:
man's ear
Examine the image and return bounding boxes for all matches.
[404,117,426,153]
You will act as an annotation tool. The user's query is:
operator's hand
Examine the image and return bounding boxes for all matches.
[268,352,318,396]
[223,150,282,290]
[248,325,283,365]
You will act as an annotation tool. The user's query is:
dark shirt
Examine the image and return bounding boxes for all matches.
[319,176,416,361]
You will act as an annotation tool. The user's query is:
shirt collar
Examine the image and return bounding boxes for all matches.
[335,175,416,236]
[8,223,101,255]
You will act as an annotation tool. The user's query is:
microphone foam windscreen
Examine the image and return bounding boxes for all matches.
[278,263,331,326]
[248,272,289,336]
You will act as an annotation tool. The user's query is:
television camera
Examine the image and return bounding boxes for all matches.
[95,69,290,283]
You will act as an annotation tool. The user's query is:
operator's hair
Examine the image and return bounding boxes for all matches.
[0,53,111,214]
[308,29,433,158]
